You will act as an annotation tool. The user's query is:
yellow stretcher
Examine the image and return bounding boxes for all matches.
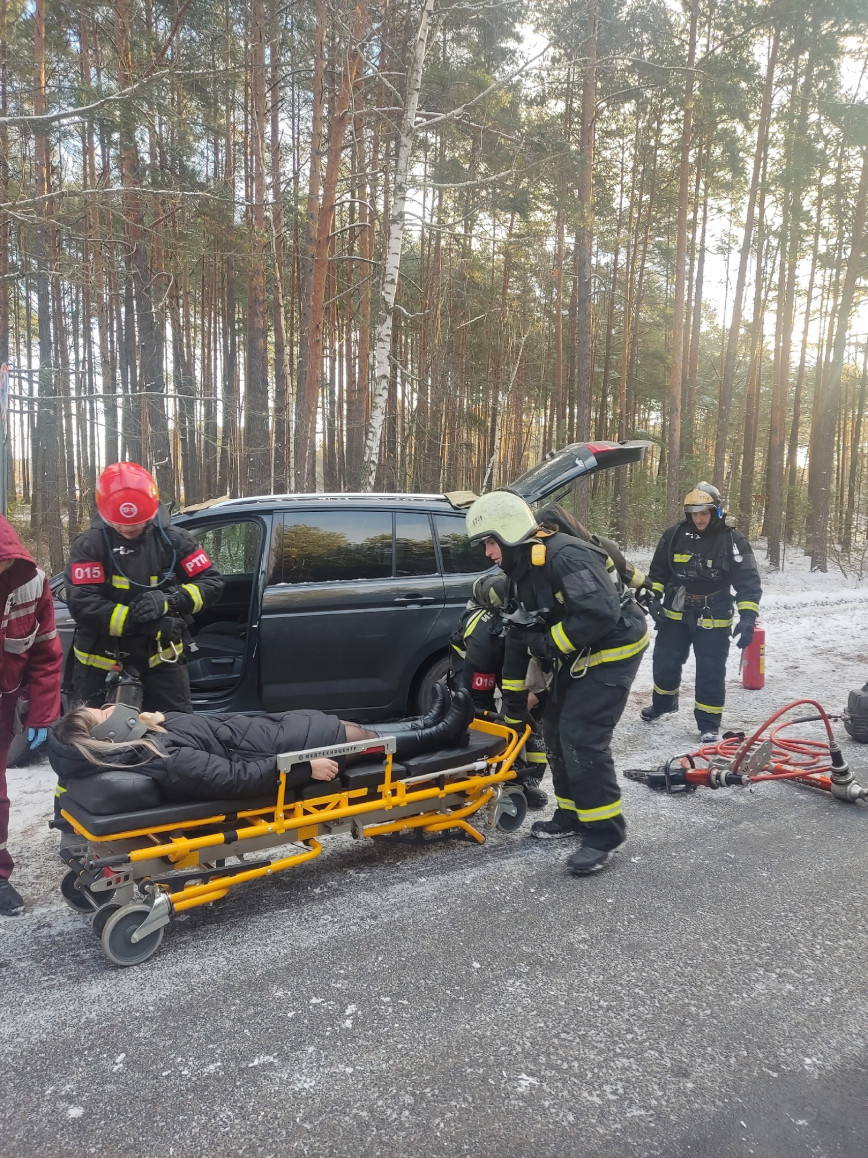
[57,716,526,966]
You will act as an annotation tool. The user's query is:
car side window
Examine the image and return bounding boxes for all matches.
[188,520,263,575]
[434,512,487,574]
[278,511,393,583]
[395,512,437,576]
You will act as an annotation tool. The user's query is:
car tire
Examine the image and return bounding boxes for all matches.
[412,654,451,714]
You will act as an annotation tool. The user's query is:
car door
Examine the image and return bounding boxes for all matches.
[259,507,446,717]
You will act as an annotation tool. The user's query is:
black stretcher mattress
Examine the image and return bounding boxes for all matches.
[61,730,508,837]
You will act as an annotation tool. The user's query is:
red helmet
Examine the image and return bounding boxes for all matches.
[95,462,159,525]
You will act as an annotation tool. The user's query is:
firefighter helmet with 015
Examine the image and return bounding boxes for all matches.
[472,567,508,610]
[466,491,538,546]
[683,481,722,515]
[96,462,160,526]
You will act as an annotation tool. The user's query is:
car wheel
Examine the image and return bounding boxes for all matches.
[412,654,451,714]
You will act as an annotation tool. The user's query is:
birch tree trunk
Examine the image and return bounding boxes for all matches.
[362,0,436,490]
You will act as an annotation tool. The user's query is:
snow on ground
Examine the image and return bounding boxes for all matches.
[5,537,868,919]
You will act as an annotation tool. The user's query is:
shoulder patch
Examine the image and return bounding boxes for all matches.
[180,548,213,578]
[562,568,599,600]
[70,560,106,585]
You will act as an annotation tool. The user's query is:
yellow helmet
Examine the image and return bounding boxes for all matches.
[684,481,722,514]
[466,491,538,546]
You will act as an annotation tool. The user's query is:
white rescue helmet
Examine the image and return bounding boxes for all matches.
[683,481,722,515]
[466,491,539,546]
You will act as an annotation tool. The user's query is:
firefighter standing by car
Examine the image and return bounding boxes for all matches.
[0,515,63,915]
[465,491,649,875]
[65,462,224,714]
[639,481,762,742]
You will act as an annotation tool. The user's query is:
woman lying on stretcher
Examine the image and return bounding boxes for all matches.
[46,686,474,803]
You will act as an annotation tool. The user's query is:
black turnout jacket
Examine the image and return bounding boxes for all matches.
[65,507,224,673]
[47,710,347,802]
[500,531,649,702]
[648,516,762,626]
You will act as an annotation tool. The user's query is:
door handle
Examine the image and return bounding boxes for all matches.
[393,594,435,605]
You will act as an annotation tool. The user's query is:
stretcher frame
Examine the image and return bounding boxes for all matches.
[57,717,527,966]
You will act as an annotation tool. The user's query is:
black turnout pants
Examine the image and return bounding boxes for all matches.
[543,652,643,851]
[455,623,505,712]
[651,617,730,732]
[72,658,193,714]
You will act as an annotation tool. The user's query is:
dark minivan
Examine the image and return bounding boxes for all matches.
[49,440,649,722]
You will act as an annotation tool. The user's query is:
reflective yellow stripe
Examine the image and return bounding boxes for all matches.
[524,750,547,765]
[73,647,118,671]
[695,701,723,715]
[630,568,646,588]
[663,608,683,620]
[552,622,575,653]
[653,683,679,696]
[581,629,650,669]
[111,575,130,590]
[577,800,622,822]
[737,601,760,614]
[54,784,66,798]
[502,678,526,693]
[673,553,692,562]
[651,581,665,595]
[149,642,183,667]
[555,795,579,813]
[109,603,128,637]
[463,609,486,639]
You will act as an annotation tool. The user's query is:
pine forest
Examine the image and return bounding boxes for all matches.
[2,0,867,573]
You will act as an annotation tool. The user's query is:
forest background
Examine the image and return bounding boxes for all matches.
[1,0,867,576]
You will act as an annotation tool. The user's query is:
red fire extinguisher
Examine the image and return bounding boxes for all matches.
[741,620,765,689]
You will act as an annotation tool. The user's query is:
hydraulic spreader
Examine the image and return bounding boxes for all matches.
[625,699,868,804]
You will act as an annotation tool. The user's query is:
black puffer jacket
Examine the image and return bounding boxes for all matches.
[47,710,347,801]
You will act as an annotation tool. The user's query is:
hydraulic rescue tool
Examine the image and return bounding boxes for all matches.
[625,698,868,804]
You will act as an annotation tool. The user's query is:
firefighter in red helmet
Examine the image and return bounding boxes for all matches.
[639,482,762,742]
[64,462,223,717]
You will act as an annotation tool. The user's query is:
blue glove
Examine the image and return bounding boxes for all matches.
[27,727,48,750]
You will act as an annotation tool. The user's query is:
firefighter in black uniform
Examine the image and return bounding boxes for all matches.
[65,462,224,713]
[465,491,649,875]
[640,482,762,742]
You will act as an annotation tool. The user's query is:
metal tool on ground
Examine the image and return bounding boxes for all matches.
[625,698,868,804]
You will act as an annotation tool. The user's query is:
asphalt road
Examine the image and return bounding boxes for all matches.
[1,597,867,1157]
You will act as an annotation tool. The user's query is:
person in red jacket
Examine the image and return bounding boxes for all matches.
[0,515,63,915]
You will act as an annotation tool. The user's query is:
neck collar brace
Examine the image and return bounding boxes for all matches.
[90,704,148,744]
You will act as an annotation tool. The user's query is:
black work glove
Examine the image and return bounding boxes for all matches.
[501,694,535,728]
[151,616,187,643]
[512,627,559,662]
[129,589,170,624]
[163,585,194,614]
[732,616,756,649]
[633,584,655,613]
[648,599,665,627]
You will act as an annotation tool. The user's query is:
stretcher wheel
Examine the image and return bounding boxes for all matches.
[495,786,528,832]
[91,902,123,939]
[60,870,115,914]
[100,903,164,967]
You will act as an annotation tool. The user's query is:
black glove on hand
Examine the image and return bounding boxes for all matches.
[634,583,656,612]
[501,695,535,728]
[732,616,755,649]
[129,589,169,623]
[152,616,186,643]
[649,599,665,627]
[514,627,558,662]
[164,585,194,614]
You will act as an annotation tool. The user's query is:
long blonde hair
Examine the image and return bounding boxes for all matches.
[52,706,167,770]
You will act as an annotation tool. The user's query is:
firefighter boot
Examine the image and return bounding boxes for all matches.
[369,682,450,738]
[640,695,679,722]
[515,730,549,809]
[529,808,583,839]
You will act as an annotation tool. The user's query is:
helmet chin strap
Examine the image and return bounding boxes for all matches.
[90,704,149,743]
